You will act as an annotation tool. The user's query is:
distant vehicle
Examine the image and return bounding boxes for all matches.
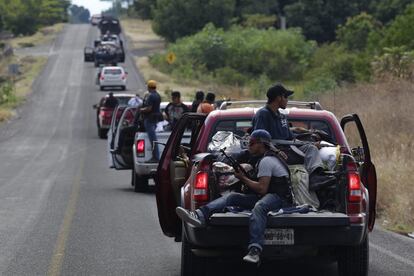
[90,14,102,26]
[98,16,121,35]
[98,66,128,91]
[84,40,125,67]
[155,101,377,276]
[93,93,135,139]
[108,102,192,192]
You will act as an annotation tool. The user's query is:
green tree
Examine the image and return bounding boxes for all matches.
[336,12,382,52]
[284,0,371,43]
[152,0,235,42]
[382,3,414,49]
[1,0,39,35]
[369,0,412,24]
[69,5,90,24]
[133,0,156,19]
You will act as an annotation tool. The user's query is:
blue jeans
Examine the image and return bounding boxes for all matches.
[144,119,159,160]
[197,192,284,251]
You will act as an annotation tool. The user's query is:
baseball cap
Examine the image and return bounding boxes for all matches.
[266,83,294,101]
[250,129,272,142]
[147,80,157,89]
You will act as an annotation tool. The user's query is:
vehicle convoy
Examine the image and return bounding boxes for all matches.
[93,93,134,139]
[98,66,128,91]
[155,101,377,276]
[108,102,192,192]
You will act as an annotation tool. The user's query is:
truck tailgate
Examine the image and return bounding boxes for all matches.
[209,211,349,227]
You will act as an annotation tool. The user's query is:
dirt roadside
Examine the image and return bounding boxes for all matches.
[0,24,64,122]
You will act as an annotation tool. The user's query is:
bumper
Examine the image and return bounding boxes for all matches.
[184,212,366,248]
[100,80,126,87]
[134,162,158,176]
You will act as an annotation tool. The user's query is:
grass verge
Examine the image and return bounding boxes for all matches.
[0,56,47,122]
[0,23,62,122]
[9,23,64,49]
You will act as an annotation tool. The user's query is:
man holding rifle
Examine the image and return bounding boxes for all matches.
[176,129,292,264]
[252,83,336,189]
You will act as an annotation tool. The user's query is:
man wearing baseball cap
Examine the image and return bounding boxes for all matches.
[252,83,336,191]
[139,80,162,162]
[176,129,293,264]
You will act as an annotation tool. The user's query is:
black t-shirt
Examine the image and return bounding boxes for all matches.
[104,97,118,108]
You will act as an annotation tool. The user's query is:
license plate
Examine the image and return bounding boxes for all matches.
[264,229,294,245]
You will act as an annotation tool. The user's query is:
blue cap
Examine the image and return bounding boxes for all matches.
[250,129,271,142]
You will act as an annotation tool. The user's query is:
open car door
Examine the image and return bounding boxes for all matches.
[155,113,206,238]
[107,105,128,169]
[84,47,94,62]
[111,107,137,170]
[341,114,377,231]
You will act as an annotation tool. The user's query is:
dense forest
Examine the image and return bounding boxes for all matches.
[132,0,414,96]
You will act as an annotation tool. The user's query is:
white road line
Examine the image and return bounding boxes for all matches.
[370,242,414,268]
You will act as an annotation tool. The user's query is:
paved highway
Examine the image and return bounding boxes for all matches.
[0,24,413,276]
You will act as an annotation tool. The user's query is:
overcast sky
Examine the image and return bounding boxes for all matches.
[71,0,113,16]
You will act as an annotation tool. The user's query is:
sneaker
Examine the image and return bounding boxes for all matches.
[176,207,206,227]
[309,173,336,191]
[243,246,261,264]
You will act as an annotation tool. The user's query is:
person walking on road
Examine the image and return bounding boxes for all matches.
[165,91,189,129]
[252,83,335,189]
[176,129,293,264]
[197,92,215,114]
[191,90,204,112]
[139,80,162,162]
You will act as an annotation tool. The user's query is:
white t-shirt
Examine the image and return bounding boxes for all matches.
[128,97,143,107]
[257,156,289,178]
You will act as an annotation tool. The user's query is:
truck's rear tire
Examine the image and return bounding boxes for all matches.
[337,236,369,276]
[133,171,148,193]
[181,232,206,276]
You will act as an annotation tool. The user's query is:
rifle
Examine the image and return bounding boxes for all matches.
[219,148,248,176]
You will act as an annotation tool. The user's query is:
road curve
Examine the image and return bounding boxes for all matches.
[0,24,413,276]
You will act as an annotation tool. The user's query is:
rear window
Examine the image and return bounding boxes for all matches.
[207,118,336,147]
[103,69,122,75]
[116,97,131,105]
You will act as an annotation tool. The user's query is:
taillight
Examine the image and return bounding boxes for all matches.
[348,172,362,202]
[347,161,363,218]
[136,139,145,157]
[121,74,126,80]
[100,74,104,80]
[194,172,209,202]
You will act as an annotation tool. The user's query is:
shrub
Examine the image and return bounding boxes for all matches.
[150,24,316,84]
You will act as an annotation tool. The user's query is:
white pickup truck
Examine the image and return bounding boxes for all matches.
[108,102,191,192]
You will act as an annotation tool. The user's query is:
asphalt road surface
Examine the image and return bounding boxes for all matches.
[0,24,413,276]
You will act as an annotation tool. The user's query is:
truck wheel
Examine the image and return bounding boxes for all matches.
[98,127,107,139]
[181,232,206,276]
[337,236,369,276]
[133,172,148,193]
[100,86,104,91]
[121,86,126,91]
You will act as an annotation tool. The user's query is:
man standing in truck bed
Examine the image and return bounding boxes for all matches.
[252,83,335,188]
[176,129,292,264]
[139,80,161,162]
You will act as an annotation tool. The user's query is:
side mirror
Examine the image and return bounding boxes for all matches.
[93,104,98,109]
